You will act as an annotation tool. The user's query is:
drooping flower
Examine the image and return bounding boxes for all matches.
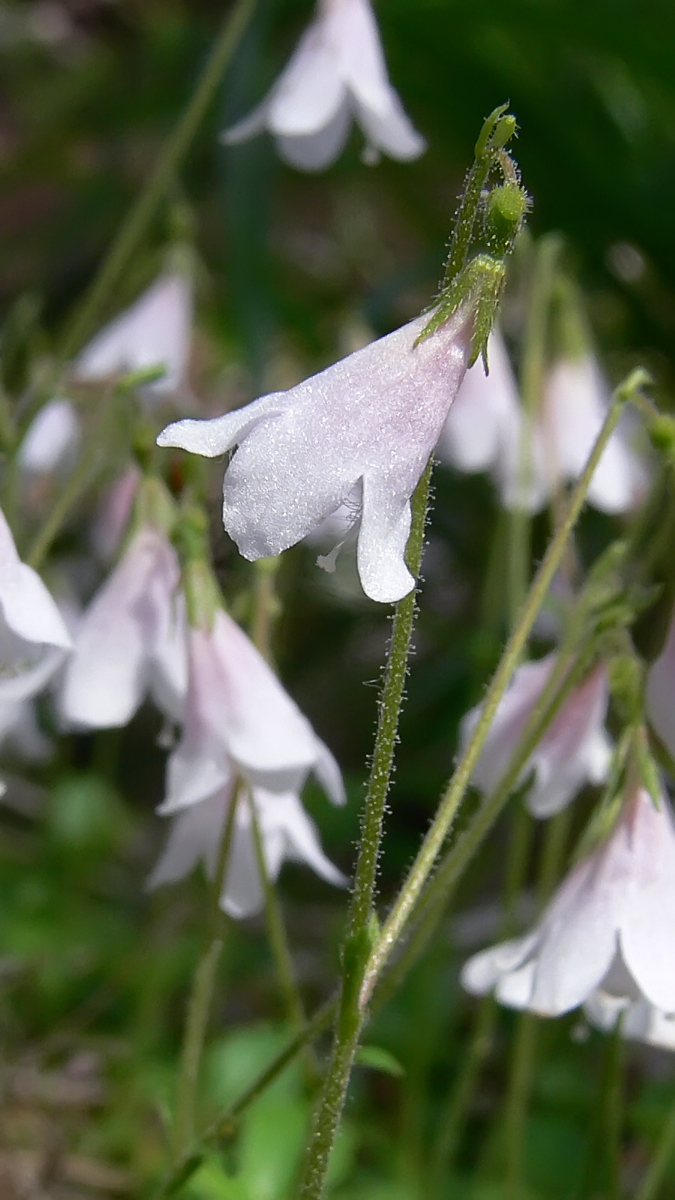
[161,606,345,812]
[158,307,474,603]
[645,610,675,763]
[73,272,193,397]
[18,398,80,476]
[459,655,611,818]
[59,526,186,728]
[0,508,72,701]
[462,784,675,1017]
[149,783,345,919]
[222,0,426,171]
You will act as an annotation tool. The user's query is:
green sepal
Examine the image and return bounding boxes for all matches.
[182,557,222,632]
[648,414,675,464]
[415,254,506,369]
[633,726,663,808]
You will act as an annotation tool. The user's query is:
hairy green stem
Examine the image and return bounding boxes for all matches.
[361,388,627,1000]
[296,460,433,1200]
[59,0,256,363]
[170,788,239,1166]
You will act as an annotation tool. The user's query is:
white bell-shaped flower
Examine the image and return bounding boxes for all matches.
[222,0,425,171]
[149,784,345,919]
[645,610,675,763]
[73,272,192,397]
[161,608,345,812]
[0,508,72,701]
[460,654,611,818]
[462,785,675,1017]
[59,526,187,728]
[18,398,80,475]
[158,308,473,604]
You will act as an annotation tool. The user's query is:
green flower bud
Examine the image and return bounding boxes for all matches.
[485,184,529,257]
[648,414,675,462]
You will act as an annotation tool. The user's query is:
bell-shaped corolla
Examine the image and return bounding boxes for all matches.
[222,0,425,171]
[158,308,473,604]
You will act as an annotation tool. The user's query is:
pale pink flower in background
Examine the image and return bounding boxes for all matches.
[645,610,675,763]
[222,0,425,171]
[18,398,80,475]
[92,467,141,562]
[462,785,675,1017]
[534,355,648,515]
[59,527,186,728]
[0,508,72,701]
[73,273,193,397]
[158,308,473,603]
[459,655,611,818]
[162,607,345,812]
[149,784,345,919]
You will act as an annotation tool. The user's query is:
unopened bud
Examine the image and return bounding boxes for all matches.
[648,414,675,462]
[486,184,529,256]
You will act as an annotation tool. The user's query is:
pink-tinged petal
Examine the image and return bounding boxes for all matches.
[461,933,538,996]
[148,792,228,889]
[269,791,346,886]
[19,399,80,475]
[74,273,192,396]
[149,592,188,725]
[646,613,675,760]
[267,24,346,136]
[161,739,232,814]
[527,664,610,818]
[462,654,556,796]
[275,101,351,171]
[160,308,472,604]
[60,528,181,728]
[529,849,622,1016]
[93,467,141,562]
[619,788,675,1010]
[438,330,520,472]
[206,612,319,788]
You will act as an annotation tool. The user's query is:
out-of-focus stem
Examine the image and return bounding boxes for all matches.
[635,1096,675,1200]
[59,0,256,364]
[170,787,239,1167]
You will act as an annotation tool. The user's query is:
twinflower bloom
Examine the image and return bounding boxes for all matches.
[149,784,345,919]
[462,785,675,1018]
[222,0,425,171]
[161,606,345,811]
[60,525,186,728]
[158,308,473,603]
[73,272,192,397]
[459,655,611,818]
[0,508,72,700]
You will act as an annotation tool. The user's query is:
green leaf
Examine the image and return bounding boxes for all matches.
[354,1045,405,1078]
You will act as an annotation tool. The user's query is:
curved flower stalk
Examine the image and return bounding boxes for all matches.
[462,784,675,1018]
[159,307,474,604]
[0,507,73,701]
[59,525,187,728]
[222,0,425,171]
[18,398,80,476]
[73,272,193,398]
[149,784,345,918]
[161,605,346,811]
[459,655,611,818]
